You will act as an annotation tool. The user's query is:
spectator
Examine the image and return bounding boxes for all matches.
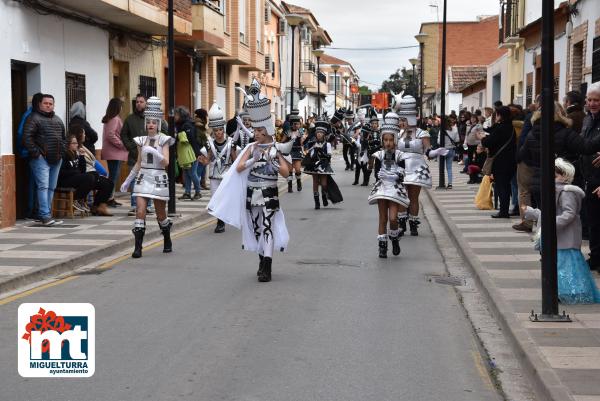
[101,98,127,207]
[478,106,517,218]
[513,101,539,232]
[23,94,65,226]
[58,131,113,216]
[582,82,600,270]
[120,94,167,216]
[429,117,440,149]
[194,108,209,190]
[564,91,585,134]
[467,144,487,184]
[464,114,483,171]
[17,92,43,220]
[457,111,470,167]
[442,117,460,189]
[483,107,493,129]
[69,101,99,155]
[174,106,202,201]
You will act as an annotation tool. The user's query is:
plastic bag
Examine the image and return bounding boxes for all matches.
[474,175,493,210]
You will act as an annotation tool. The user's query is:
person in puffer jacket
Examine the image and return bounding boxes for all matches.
[22,94,66,226]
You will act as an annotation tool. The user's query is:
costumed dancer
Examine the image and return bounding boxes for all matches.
[353,122,372,186]
[303,118,343,209]
[285,109,305,193]
[199,102,238,233]
[329,108,346,151]
[393,93,432,236]
[368,121,409,258]
[231,109,255,149]
[119,97,175,258]
[207,79,291,283]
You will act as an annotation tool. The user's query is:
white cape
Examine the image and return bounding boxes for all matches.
[207,144,290,253]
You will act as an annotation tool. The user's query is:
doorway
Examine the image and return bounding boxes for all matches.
[11,60,41,220]
[112,60,130,120]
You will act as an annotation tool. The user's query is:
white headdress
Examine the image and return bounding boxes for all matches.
[238,79,274,136]
[208,102,226,129]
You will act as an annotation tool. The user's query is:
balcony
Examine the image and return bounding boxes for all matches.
[182,1,226,56]
[48,0,192,36]
[499,0,524,48]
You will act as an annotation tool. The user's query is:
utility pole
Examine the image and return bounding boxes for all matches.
[167,0,176,215]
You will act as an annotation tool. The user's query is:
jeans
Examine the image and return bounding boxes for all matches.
[444,149,455,185]
[195,162,206,185]
[30,156,62,220]
[511,173,518,209]
[106,160,122,196]
[27,162,38,218]
[183,161,201,194]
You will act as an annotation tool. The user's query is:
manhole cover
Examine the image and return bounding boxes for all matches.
[426,274,465,286]
[26,224,80,228]
[297,258,365,268]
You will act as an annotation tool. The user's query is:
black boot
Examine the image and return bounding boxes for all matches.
[132,227,145,258]
[258,257,272,282]
[378,238,388,258]
[361,168,371,186]
[160,220,173,253]
[214,219,225,233]
[257,255,264,276]
[353,166,361,185]
[322,190,329,207]
[296,176,302,191]
[390,233,401,256]
[288,180,293,193]
[398,215,407,237]
[314,192,320,209]
[409,218,420,236]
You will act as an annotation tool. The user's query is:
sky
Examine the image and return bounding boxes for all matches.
[295,0,500,90]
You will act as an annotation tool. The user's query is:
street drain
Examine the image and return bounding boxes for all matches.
[426,274,465,286]
[297,258,365,268]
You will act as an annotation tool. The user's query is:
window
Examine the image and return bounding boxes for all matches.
[217,63,227,86]
[328,74,341,93]
[239,0,247,44]
[510,85,515,103]
[221,0,228,32]
[255,0,262,51]
[572,41,584,89]
[65,72,86,125]
[139,76,157,99]
[526,72,533,106]
[593,36,600,83]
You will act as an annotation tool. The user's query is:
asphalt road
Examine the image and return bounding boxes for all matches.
[0,157,501,401]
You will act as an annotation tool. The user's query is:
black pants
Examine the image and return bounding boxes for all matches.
[59,173,112,205]
[342,143,355,168]
[494,172,513,216]
[586,183,600,264]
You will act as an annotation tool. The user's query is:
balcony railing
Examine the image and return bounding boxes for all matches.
[302,60,317,73]
[499,0,520,44]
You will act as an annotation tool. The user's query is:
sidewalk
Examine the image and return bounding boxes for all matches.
[426,161,600,401]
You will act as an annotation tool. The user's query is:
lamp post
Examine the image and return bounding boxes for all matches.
[415,33,428,123]
[343,72,350,109]
[287,14,303,114]
[167,0,176,215]
[331,64,340,111]
[529,0,570,323]
[312,49,324,116]
[409,57,418,98]
[437,0,448,190]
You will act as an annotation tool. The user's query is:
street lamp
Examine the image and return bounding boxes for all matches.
[437,0,448,190]
[409,58,418,98]
[331,64,340,111]
[415,32,428,123]
[342,72,350,109]
[287,14,303,114]
[312,49,324,116]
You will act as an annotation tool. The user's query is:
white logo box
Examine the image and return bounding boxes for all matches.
[18,303,95,378]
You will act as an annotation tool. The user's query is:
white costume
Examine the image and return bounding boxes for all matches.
[397,128,432,189]
[132,134,175,200]
[368,149,409,207]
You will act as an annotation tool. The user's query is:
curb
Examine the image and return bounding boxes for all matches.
[0,210,214,296]
[424,188,576,401]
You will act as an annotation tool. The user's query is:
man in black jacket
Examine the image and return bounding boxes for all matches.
[582,83,600,270]
[23,94,66,226]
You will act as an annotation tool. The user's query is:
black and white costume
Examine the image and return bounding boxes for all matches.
[285,109,304,192]
[303,140,334,176]
[208,79,290,283]
[232,110,254,149]
[368,149,409,207]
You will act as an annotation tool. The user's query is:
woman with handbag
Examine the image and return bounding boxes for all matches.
[477,106,516,218]
[442,117,460,189]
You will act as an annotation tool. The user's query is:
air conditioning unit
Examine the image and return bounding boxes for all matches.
[278,20,287,36]
[265,55,272,72]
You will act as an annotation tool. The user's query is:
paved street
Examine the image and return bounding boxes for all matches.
[0,157,501,401]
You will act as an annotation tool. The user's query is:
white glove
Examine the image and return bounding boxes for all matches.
[428,148,449,158]
[120,168,139,193]
[143,145,164,163]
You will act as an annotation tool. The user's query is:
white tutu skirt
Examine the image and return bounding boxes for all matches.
[133,168,169,201]
[403,155,432,188]
[368,179,410,207]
